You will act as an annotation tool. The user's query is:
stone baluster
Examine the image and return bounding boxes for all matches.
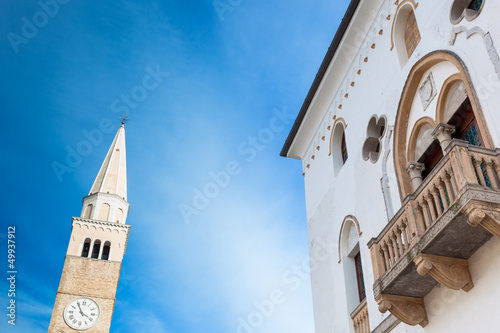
[392,231,400,260]
[401,220,410,250]
[485,161,499,189]
[444,171,455,202]
[397,222,408,252]
[387,238,396,265]
[437,180,449,210]
[382,242,391,270]
[472,156,487,186]
[449,169,459,195]
[431,187,443,216]
[495,163,500,185]
[420,200,431,229]
[426,194,437,222]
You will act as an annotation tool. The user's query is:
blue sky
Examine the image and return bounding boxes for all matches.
[0,1,350,332]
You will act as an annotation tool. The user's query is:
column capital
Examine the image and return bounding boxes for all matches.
[432,123,456,151]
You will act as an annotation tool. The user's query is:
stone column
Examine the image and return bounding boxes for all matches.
[406,162,426,191]
[431,123,456,152]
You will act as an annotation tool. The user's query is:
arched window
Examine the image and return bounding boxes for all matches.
[91,240,101,259]
[81,238,91,258]
[404,11,420,58]
[83,204,93,219]
[98,203,110,221]
[339,218,366,311]
[332,122,348,176]
[392,3,421,66]
[101,242,111,260]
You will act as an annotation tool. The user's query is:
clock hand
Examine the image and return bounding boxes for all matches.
[77,303,85,316]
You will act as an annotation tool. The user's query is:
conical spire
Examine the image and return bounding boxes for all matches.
[89,124,127,200]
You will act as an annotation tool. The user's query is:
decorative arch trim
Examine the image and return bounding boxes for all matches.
[329,117,348,156]
[435,73,464,123]
[406,116,437,163]
[393,50,494,199]
[390,0,419,51]
[338,215,362,263]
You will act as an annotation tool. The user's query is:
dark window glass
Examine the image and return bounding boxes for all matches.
[81,241,91,258]
[468,0,483,11]
[341,132,348,164]
[449,98,482,147]
[101,245,110,261]
[91,243,100,259]
[354,252,366,302]
[418,140,444,180]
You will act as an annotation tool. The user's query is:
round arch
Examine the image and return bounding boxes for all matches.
[407,116,437,163]
[337,215,362,264]
[393,50,494,199]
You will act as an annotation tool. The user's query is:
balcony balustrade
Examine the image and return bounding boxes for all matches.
[350,299,370,333]
[368,140,500,327]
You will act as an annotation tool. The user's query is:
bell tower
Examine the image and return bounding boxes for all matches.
[49,123,131,332]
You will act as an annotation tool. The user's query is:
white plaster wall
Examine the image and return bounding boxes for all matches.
[295,1,500,332]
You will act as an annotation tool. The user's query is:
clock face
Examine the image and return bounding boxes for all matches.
[63,297,100,330]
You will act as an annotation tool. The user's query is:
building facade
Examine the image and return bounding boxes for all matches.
[281,0,500,332]
[49,124,131,332]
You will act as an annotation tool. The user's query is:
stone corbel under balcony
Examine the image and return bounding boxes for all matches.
[376,294,428,328]
[464,201,500,238]
[414,254,473,291]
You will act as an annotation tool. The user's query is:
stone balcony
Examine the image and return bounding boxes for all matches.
[368,140,500,327]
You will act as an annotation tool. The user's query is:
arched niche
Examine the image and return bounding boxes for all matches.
[394,51,494,199]
[391,0,420,67]
[83,204,93,219]
[116,208,124,223]
[407,117,437,163]
[98,203,110,221]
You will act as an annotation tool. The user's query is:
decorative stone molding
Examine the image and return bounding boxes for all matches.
[432,123,456,152]
[414,254,473,291]
[419,72,437,110]
[450,26,500,81]
[406,162,425,191]
[464,205,500,238]
[376,294,428,327]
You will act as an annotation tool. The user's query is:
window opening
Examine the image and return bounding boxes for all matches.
[418,140,443,180]
[81,239,91,258]
[91,241,101,259]
[342,132,348,164]
[354,252,366,302]
[101,244,110,261]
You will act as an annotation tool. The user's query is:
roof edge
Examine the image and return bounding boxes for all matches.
[280,0,361,158]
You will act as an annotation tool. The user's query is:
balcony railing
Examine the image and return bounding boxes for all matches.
[350,299,369,333]
[368,140,500,327]
[370,140,500,280]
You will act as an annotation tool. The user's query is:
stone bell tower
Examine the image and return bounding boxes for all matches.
[49,123,131,332]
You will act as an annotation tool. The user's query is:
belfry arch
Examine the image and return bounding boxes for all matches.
[393,50,494,199]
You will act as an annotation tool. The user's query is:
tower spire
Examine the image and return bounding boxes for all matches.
[89,124,127,200]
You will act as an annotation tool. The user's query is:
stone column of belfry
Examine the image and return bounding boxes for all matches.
[48,123,131,333]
